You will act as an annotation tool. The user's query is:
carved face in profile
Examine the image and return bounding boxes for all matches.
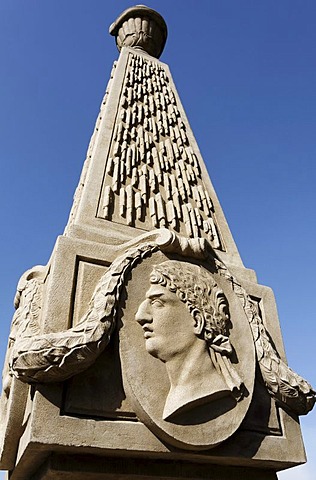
[135,283,201,363]
[135,260,243,420]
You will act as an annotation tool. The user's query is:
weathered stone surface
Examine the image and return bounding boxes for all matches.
[0,5,315,480]
[122,252,255,449]
[0,231,311,478]
[109,5,168,58]
[65,46,238,260]
[30,454,278,480]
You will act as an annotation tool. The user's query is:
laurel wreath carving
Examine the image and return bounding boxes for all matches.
[5,230,315,416]
[8,242,159,384]
[213,256,315,416]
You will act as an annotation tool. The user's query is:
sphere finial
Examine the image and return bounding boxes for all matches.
[109,5,167,59]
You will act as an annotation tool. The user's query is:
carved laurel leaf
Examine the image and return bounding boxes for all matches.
[10,243,158,383]
[1,274,44,397]
[214,257,316,416]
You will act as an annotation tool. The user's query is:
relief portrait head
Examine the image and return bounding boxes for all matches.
[135,260,244,420]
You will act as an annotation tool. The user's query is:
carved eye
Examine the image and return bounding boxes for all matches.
[151,298,164,308]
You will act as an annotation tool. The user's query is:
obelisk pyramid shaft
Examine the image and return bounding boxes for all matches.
[65,47,242,267]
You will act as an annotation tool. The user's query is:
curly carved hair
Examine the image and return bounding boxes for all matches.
[150,260,230,345]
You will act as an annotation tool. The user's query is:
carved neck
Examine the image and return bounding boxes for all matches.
[163,342,230,420]
[164,341,209,388]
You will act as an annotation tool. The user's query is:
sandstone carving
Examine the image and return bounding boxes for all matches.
[96,51,222,250]
[65,61,117,235]
[8,231,204,384]
[135,261,244,420]
[119,233,255,449]
[109,5,168,59]
[5,229,315,418]
[1,5,315,475]
[214,256,316,416]
[2,265,46,398]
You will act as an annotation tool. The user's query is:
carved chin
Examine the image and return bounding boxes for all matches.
[145,339,165,362]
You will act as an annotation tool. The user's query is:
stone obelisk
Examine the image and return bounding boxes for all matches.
[0,6,315,480]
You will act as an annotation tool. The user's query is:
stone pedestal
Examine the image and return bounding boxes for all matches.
[31,455,278,480]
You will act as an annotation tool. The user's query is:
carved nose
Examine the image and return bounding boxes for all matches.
[135,300,152,326]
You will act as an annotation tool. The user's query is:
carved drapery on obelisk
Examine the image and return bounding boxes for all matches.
[96,53,222,248]
[64,5,234,255]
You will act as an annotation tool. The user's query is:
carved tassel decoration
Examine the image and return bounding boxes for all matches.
[97,52,223,250]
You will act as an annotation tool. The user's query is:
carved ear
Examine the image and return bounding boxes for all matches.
[192,309,204,335]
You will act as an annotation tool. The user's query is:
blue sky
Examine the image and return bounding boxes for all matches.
[0,1,315,479]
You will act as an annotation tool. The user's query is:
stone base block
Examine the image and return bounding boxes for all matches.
[29,454,278,480]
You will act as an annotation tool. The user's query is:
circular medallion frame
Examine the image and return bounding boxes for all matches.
[119,251,256,450]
